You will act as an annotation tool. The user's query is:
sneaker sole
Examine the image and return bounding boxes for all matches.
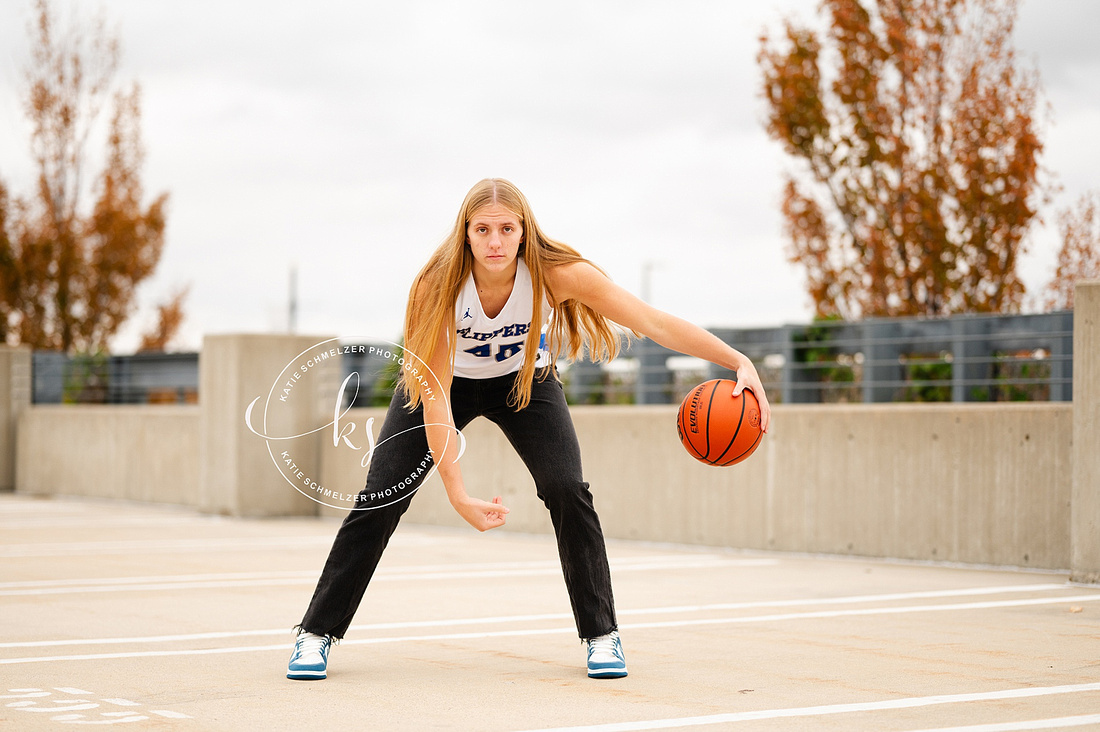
[588,668,628,679]
[286,670,327,680]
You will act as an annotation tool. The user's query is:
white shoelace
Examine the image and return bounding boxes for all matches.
[295,632,329,657]
[588,632,621,660]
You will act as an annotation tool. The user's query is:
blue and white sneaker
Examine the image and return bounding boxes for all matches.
[586,631,628,678]
[287,630,332,680]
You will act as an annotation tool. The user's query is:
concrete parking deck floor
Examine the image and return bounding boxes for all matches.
[2,493,1100,731]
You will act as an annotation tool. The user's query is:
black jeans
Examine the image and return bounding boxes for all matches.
[298,368,617,640]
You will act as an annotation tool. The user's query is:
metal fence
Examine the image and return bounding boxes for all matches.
[30,311,1075,406]
[32,351,201,404]
[561,311,1074,406]
[29,348,396,406]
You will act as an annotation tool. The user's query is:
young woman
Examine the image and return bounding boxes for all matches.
[288,178,772,681]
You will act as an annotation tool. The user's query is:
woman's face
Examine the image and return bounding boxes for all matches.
[466,204,523,276]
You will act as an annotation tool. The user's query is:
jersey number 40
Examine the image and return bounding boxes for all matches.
[464,342,522,362]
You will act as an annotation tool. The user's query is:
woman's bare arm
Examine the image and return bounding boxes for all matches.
[548,261,771,432]
[415,297,509,531]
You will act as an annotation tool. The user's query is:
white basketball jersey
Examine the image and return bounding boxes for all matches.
[453,259,551,379]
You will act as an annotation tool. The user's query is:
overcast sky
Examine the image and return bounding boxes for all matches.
[1,0,1098,352]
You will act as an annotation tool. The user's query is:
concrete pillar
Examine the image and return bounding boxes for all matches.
[1072,281,1100,583]
[0,346,32,492]
[199,333,337,517]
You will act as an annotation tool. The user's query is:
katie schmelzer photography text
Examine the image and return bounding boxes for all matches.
[244,338,462,512]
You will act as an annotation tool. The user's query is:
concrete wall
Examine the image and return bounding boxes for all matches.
[16,405,201,505]
[6,379,1079,571]
[320,403,1072,570]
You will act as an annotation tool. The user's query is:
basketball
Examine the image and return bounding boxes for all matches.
[677,379,764,466]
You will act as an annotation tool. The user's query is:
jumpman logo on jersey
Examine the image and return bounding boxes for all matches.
[462,308,472,320]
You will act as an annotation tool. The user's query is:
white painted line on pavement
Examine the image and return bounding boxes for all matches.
[0,556,777,596]
[0,569,320,590]
[511,683,1100,732]
[0,516,221,530]
[0,615,578,649]
[0,583,1072,649]
[0,536,339,557]
[3,593,1098,665]
[0,628,575,665]
[614,583,1071,615]
[0,554,740,587]
[0,531,445,557]
[616,594,1100,631]
[903,713,1100,731]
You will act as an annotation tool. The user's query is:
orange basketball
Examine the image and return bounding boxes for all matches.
[677,379,764,466]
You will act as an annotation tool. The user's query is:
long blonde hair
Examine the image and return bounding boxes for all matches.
[401,178,627,410]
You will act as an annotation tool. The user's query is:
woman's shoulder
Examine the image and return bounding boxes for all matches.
[545,260,603,301]
[544,259,591,281]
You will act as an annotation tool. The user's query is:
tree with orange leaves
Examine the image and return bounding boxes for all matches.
[137,286,189,352]
[1043,192,1100,311]
[0,0,169,352]
[758,0,1047,319]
